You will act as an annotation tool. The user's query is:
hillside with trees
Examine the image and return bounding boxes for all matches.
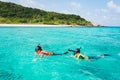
[0,1,93,26]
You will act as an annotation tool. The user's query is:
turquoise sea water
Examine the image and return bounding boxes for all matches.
[0,26,120,80]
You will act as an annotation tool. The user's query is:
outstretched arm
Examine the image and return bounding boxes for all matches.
[68,49,75,52]
[64,49,75,54]
[41,51,53,56]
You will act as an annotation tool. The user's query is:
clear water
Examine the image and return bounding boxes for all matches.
[0,26,120,80]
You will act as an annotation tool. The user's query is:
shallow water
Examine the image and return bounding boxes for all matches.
[0,26,120,80]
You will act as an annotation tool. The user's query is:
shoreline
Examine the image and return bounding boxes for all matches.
[0,24,76,27]
[0,24,108,27]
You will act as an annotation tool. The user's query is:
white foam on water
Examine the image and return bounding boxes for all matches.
[118,53,120,56]
[33,58,37,62]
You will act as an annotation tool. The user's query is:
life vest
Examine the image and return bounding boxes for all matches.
[74,53,88,59]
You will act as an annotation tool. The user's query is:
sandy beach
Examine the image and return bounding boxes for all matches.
[0,24,75,27]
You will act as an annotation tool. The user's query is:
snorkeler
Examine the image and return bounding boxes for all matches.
[64,48,88,59]
[35,45,53,57]
[35,44,62,58]
[64,48,111,60]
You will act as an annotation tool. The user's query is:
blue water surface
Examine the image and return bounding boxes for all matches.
[0,26,120,80]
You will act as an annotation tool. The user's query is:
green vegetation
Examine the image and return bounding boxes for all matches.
[0,1,93,26]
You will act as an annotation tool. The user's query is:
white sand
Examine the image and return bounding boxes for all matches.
[0,24,75,27]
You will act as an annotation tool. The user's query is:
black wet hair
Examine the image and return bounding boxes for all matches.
[35,45,42,52]
[76,48,80,53]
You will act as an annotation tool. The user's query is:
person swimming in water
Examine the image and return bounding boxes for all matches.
[64,48,111,60]
[64,48,88,59]
[35,45,53,58]
[35,44,63,58]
